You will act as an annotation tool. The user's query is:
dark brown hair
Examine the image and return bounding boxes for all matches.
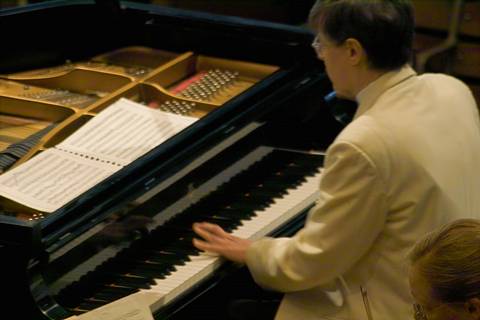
[309,0,414,70]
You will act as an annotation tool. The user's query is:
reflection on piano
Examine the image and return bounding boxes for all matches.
[0,1,345,319]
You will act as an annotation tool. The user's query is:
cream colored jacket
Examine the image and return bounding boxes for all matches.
[245,66,480,320]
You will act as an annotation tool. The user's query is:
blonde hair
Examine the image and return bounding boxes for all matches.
[409,219,480,303]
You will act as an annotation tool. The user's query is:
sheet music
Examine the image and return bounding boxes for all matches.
[57,98,197,165]
[0,149,118,212]
[0,98,198,212]
[66,292,157,320]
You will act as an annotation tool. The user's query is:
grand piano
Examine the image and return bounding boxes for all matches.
[0,1,347,319]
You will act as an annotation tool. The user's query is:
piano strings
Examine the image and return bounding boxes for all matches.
[170,69,249,104]
[147,100,196,116]
[0,79,100,109]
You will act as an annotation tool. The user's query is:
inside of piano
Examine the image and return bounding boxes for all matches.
[0,46,279,221]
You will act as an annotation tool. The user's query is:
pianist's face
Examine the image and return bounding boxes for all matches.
[313,31,356,100]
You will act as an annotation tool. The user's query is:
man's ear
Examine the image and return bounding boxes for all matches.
[465,297,480,319]
[344,38,365,66]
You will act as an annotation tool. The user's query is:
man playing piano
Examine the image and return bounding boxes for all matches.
[193,0,480,319]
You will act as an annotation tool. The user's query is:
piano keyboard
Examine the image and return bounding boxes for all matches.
[55,149,324,315]
[147,170,322,312]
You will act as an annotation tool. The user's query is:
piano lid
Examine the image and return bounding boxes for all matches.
[0,0,324,249]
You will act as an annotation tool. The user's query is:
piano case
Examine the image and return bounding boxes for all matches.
[0,1,345,319]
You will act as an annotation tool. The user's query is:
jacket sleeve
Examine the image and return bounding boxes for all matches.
[245,141,388,292]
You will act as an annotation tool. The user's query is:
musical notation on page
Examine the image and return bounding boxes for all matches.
[0,98,198,212]
[65,292,160,320]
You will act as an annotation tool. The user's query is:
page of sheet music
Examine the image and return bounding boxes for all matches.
[66,292,157,320]
[57,98,198,165]
[0,148,118,212]
[0,98,198,212]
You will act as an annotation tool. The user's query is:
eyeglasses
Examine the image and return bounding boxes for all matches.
[413,303,428,320]
[311,34,323,52]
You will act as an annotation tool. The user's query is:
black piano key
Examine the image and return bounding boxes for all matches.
[94,266,156,285]
[84,296,110,303]
[212,206,256,220]
[128,267,168,279]
[92,286,139,302]
[256,181,293,192]
[131,261,175,276]
[101,255,176,279]
[136,253,182,265]
[70,307,89,315]
[158,223,195,234]
[162,245,200,256]
[77,299,107,311]
[111,276,154,289]
[149,237,194,250]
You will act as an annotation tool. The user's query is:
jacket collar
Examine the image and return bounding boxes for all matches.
[354,65,417,119]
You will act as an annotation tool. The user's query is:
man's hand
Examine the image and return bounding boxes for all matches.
[192,222,252,264]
